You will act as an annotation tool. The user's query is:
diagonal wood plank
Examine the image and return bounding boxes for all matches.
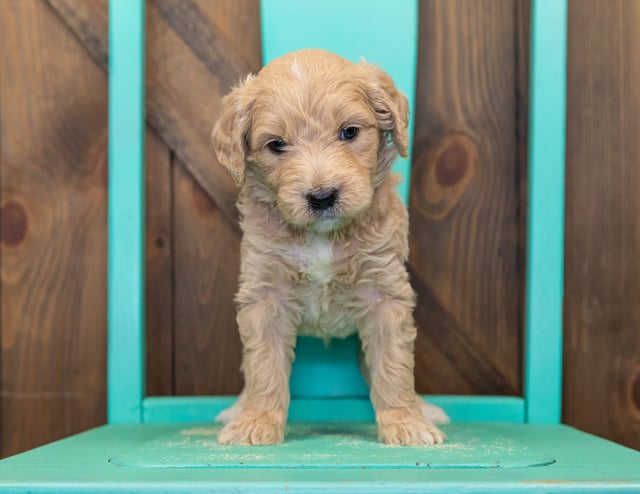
[196,0,262,72]
[173,159,243,396]
[152,0,248,91]
[45,0,262,232]
[409,267,518,396]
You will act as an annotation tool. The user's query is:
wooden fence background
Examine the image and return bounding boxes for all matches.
[0,0,638,457]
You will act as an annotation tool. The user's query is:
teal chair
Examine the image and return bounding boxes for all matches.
[0,0,639,491]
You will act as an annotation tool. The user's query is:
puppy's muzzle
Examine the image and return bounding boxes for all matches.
[307,188,339,212]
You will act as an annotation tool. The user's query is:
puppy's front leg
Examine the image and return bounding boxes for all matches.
[359,296,445,446]
[217,297,296,445]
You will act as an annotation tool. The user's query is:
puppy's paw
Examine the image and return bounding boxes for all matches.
[377,407,446,446]
[217,410,285,445]
[419,400,451,425]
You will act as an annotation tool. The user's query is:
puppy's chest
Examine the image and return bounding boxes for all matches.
[291,238,339,284]
[290,237,356,335]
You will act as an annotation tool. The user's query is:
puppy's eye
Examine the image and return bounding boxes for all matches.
[267,139,287,154]
[339,127,359,141]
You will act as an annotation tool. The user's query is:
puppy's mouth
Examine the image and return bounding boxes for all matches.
[309,210,344,232]
[275,185,366,234]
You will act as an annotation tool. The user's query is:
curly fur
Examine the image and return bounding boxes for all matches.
[211,49,448,446]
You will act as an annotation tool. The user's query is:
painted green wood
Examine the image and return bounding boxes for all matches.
[110,423,554,469]
[261,0,418,403]
[290,337,369,398]
[143,396,525,424]
[107,0,146,424]
[524,0,567,424]
[1,423,639,492]
[428,396,525,423]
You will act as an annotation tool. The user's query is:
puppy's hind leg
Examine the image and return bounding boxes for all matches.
[215,389,247,424]
[419,397,451,425]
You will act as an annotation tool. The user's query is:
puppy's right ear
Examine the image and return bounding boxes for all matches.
[211,75,255,186]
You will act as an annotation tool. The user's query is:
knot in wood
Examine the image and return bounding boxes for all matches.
[436,141,471,187]
[412,133,477,220]
[1,200,28,247]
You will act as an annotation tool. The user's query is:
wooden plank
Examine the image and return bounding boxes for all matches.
[411,268,518,395]
[410,0,525,395]
[155,1,261,396]
[145,131,174,396]
[196,0,262,72]
[173,161,243,395]
[0,0,107,456]
[564,0,640,450]
[46,0,262,231]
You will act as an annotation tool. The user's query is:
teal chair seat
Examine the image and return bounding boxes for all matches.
[0,0,639,492]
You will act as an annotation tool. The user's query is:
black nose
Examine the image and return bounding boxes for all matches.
[307,188,338,211]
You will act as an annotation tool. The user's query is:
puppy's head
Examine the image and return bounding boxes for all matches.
[212,49,408,233]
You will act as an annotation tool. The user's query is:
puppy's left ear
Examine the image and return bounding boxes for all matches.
[360,63,410,158]
[211,75,256,186]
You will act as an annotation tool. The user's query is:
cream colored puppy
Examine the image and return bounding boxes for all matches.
[211,49,448,446]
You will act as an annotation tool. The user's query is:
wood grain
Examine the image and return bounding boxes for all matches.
[173,161,243,396]
[144,0,260,396]
[410,267,519,395]
[515,0,530,353]
[196,0,262,72]
[44,0,261,398]
[410,0,526,395]
[564,0,640,450]
[0,0,107,457]
[45,0,262,231]
[144,0,242,229]
[145,131,174,396]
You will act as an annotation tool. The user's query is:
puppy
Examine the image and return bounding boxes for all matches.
[211,49,448,446]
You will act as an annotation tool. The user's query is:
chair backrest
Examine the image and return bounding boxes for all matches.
[263,0,417,401]
[107,0,567,425]
[524,0,567,423]
[108,0,145,424]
